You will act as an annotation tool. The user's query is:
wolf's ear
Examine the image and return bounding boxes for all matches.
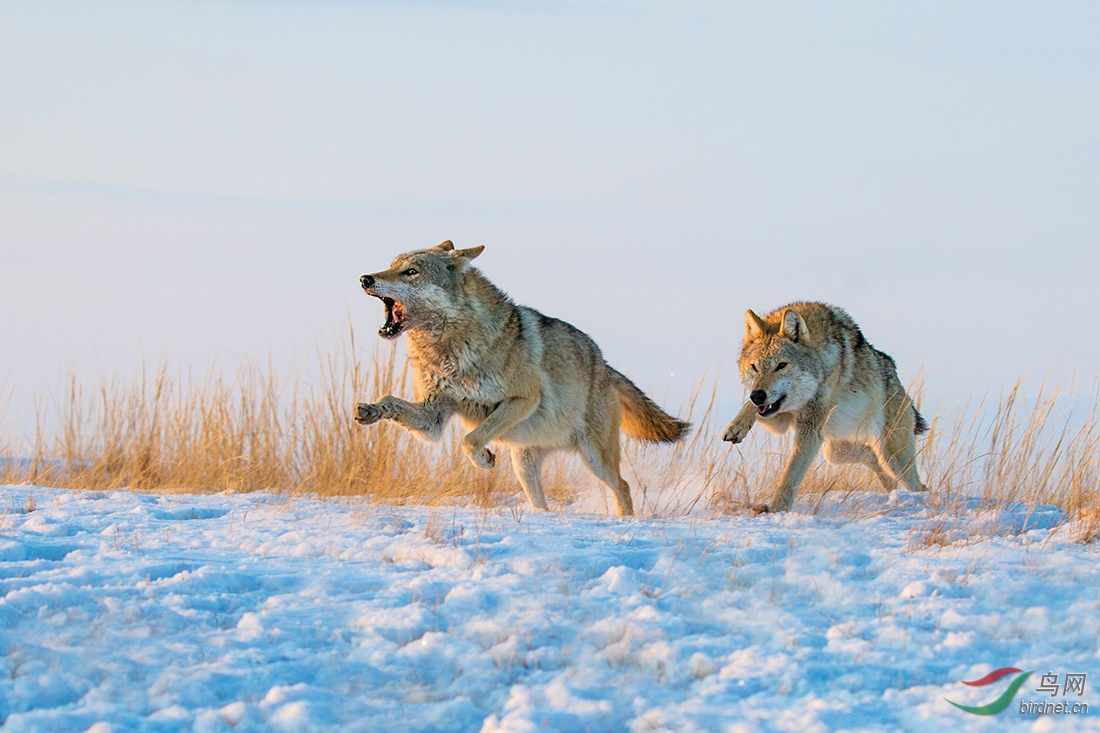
[432,240,454,252]
[453,245,484,262]
[744,310,766,341]
[779,309,809,343]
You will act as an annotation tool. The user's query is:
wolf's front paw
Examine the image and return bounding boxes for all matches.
[355,403,383,425]
[462,439,496,470]
[722,414,754,444]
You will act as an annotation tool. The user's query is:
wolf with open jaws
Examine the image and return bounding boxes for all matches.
[722,302,928,513]
[355,241,689,516]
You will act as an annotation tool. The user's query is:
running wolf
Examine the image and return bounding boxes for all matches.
[722,301,928,512]
[355,240,689,516]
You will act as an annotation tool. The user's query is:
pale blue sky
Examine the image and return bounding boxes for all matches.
[2,1,1098,430]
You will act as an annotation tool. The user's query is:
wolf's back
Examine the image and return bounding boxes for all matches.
[607,368,690,443]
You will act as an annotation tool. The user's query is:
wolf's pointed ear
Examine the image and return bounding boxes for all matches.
[779,309,809,343]
[432,240,454,252]
[453,245,484,262]
[744,310,766,341]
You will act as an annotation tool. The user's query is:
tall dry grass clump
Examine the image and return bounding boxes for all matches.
[2,326,561,506]
[1,327,1098,540]
[911,380,1100,543]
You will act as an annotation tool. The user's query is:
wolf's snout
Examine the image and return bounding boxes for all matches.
[749,390,767,406]
[360,274,375,289]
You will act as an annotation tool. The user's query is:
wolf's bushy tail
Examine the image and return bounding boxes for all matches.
[913,406,929,436]
[607,368,690,443]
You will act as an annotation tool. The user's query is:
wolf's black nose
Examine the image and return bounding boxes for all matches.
[749,390,767,406]
[360,274,374,288]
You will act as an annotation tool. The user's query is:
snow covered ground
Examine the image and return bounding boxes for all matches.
[1,485,1097,732]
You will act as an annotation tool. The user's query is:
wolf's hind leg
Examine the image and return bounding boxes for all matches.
[877,428,926,492]
[355,395,453,442]
[510,447,550,511]
[576,428,634,517]
[823,440,898,492]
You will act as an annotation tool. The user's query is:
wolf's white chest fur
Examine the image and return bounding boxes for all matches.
[824,388,883,440]
[421,352,506,404]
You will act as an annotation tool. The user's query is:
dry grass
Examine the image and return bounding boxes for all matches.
[1,327,1098,541]
[3,326,557,508]
[908,379,1100,545]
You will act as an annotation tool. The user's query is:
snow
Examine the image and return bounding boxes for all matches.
[0,485,1097,732]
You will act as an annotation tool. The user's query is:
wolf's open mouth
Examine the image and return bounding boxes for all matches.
[757,395,784,418]
[378,296,406,339]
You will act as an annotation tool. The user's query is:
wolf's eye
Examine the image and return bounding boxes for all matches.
[402,268,419,277]
[749,363,757,373]
[775,362,788,372]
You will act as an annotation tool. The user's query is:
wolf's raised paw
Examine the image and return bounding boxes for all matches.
[722,419,752,444]
[462,441,496,470]
[751,504,770,516]
[472,448,496,470]
[355,403,383,425]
